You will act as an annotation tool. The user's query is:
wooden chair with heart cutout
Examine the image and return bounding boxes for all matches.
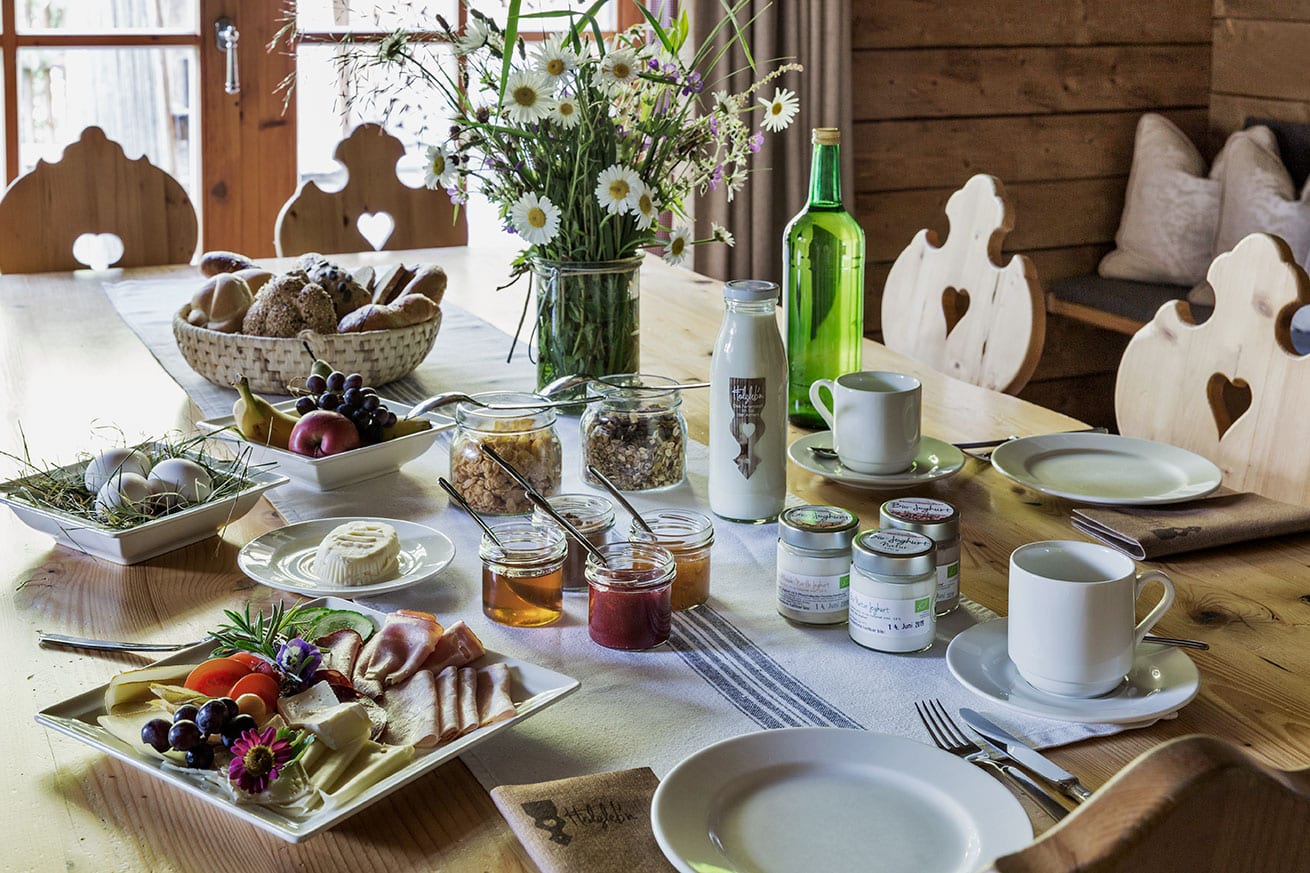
[0,126,197,274]
[880,174,1046,394]
[1115,232,1310,504]
[275,123,467,257]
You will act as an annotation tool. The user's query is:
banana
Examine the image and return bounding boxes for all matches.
[381,416,433,441]
[233,377,300,449]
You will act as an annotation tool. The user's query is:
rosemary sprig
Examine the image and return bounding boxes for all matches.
[210,602,312,661]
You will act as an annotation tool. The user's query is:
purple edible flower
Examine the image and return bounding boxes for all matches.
[749,131,764,153]
[276,637,322,683]
[228,726,293,794]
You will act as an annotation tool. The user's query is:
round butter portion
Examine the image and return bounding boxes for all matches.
[313,521,401,587]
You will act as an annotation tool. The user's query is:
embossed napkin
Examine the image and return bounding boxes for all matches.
[490,768,675,873]
[1072,492,1310,560]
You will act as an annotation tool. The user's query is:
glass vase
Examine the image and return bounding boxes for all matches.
[533,256,642,391]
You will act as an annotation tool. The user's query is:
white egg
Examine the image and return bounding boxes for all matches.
[147,458,213,509]
[84,448,152,493]
[94,473,155,519]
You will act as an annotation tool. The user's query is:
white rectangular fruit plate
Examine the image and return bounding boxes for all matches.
[0,444,288,564]
[35,597,581,843]
[196,399,453,491]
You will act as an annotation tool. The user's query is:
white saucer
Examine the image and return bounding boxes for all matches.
[945,618,1199,724]
[237,516,455,597]
[788,432,965,490]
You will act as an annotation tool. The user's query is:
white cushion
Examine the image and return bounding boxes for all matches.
[1214,131,1310,268]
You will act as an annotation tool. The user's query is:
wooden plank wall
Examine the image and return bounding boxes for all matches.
[849,0,1213,425]
[1211,1,1310,141]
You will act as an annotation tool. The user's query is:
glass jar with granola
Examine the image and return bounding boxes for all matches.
[581,373,686,492]
[450,393,562,515]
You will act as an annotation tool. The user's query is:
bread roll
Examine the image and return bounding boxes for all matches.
[234,268,273,295]
[338,304,402,333]
[399,265,447,306]
[201,250,257,277]
[190,273,254,333]
[372,264,416,305]
[390,294,439,325]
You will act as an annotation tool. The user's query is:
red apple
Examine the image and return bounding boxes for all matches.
[288,410,360,457]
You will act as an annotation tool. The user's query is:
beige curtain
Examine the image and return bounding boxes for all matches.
[692,0,854,285]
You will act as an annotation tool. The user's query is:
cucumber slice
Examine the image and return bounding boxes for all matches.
[309,609,377,642]
[287,606,332,630]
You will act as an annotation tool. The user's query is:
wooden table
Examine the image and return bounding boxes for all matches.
[4,247,1309,872]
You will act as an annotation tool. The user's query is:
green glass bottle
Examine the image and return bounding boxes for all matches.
[784,127,865,428]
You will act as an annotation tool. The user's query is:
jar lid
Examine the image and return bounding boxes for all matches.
[852,529,936,576]
[722,279,778,302]
[779,505,859,550]
[879,498,959,539]
[533,493,615,533]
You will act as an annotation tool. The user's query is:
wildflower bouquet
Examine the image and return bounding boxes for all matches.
[354,1,801,385]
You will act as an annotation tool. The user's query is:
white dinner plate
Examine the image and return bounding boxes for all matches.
[945,619,1200,724]
[35,596,580,843]
[651,727,1032,873]
[238,517,455,597]
[788,432,966,490]
[989,432,1221,505]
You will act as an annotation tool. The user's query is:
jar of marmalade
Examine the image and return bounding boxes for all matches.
[479,521,567,627]
[631,509,714,610]
[586,541,676,650]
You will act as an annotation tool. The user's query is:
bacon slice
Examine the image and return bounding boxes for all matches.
[353,609,444,691]
[476,662,516,727]
[420,620,486,674]
[380,669,439,748]
[456,666,479,737]
[435,666,460,744]
[316,629,363,677]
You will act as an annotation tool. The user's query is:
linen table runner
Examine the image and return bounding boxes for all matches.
[105,276,1130,787]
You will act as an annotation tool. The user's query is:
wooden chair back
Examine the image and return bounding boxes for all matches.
[0,126,198,274]
[987,734,1310,873]
[275,123,467,257]
[1115,232,1310,504]
[880,174,1045,394]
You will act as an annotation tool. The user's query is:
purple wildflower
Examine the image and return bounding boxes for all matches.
[228,726,293,794]
[749,131,764,153]
[276,637,321,684]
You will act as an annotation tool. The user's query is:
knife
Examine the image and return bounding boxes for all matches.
[959,708,1094,803]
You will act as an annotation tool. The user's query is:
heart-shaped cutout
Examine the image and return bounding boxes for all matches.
[72,233,124,271]
[357,211,395,250]
[1206,372,1252,440]
[941,286,970,336]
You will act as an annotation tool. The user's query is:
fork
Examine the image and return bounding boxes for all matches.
[915,698,1070,822]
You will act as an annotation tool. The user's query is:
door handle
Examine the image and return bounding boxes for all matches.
[215,17,240,95]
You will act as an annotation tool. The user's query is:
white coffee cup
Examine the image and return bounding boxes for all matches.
[1007,540,1175,698]
[809,371,921,474]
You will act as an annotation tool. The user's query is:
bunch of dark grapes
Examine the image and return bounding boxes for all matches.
[295,370,398,445]
[140,697,257,769]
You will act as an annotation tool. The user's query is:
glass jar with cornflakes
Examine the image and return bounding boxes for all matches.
[450,393,562,515]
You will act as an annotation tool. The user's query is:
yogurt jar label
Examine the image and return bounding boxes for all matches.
[848,590,935,651]
[883,497,955,523]
[778,569,849,614]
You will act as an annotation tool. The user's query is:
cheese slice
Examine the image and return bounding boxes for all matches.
[313,521,401,586]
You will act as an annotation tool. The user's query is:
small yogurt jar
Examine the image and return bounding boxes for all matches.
[879,498,961,615]
[776,505,860,625]
[849,529,937,653]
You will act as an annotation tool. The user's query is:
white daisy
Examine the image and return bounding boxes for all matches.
[711,222,735,247]
[759,86,799,132]
[632,184,660,230]
[510,192,561,246]
[600,49,640,90]
[533,34,578,81]
[454,17,492,56]
[423,144,457,190]
[502,69,554,124]
[663,225,692,266]
[551,96,581,129]
[594,164,641,215]
[712,89,739,114]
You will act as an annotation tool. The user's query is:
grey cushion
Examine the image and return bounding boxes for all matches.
[1049,275,1211,325]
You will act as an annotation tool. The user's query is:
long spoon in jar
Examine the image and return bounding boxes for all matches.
[438,477,503,548]
[585,464,656,537]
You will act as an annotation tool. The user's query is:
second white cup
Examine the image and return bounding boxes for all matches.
[809,371,921,474]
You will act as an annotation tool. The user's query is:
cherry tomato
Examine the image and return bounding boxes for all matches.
[228,671,281,712]
[226,652,269,671]
[184,657,253,698]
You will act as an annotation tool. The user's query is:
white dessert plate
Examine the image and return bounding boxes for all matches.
[35,596,580,843]
[788,432,965,490]
[197,399,453,491]
[237,517,455,597]
[0,444,288,565]
[945,618,1200,724]
[652,728,1031,873]
[989,432,1222,505]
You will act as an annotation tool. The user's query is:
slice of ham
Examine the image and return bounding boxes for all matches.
[420,620,486,674]
[317,629,363,677]
[379,669,439,748]
[456,666,479,737]
[435,666,460,744]
[353,609,444,692]
[476,662,516,727]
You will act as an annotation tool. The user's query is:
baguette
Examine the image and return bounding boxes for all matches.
[399,265,447,306]
[337,294,439,333]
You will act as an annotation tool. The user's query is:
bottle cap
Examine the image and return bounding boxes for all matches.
[813,128,840,145]
[723,279,779,302]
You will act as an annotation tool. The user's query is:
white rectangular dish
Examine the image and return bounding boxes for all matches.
[0,446,288,565]
[36,596,581,843]
[196,399,452,491]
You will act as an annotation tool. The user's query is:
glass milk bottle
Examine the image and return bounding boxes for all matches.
[709,279,787,523]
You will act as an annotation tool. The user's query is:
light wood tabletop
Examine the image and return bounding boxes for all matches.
[3,247,1309,872]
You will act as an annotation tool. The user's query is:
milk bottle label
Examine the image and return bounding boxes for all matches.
[729,376,766,478]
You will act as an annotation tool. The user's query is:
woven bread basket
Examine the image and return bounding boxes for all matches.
[173,304,443,395]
